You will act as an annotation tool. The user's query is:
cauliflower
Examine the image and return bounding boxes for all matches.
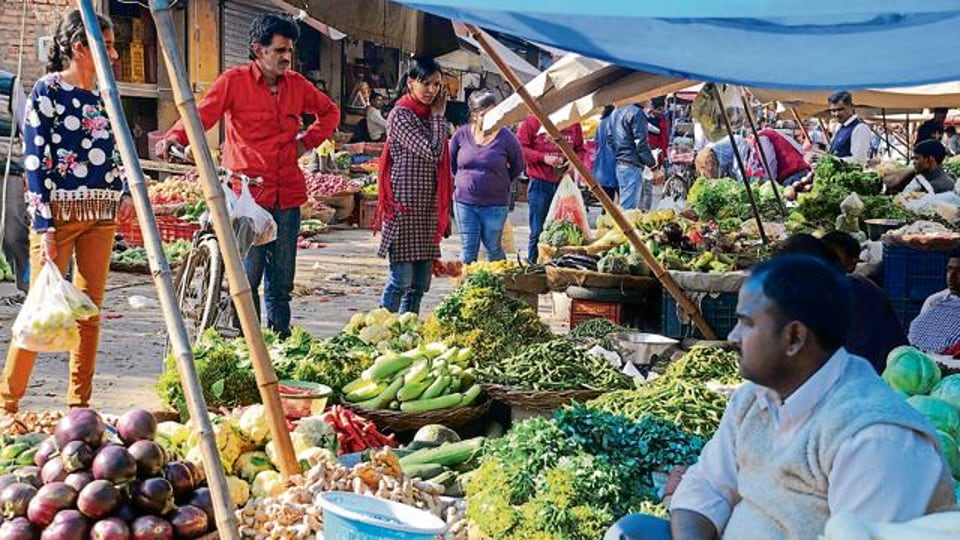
[251,470,287,499]
[358,324,391,345]
[294,416,339,454]
[186,416,244,470]
[265,432,313,468]
[155,421,190,459]
[364,308,396,328]
[233,451,274,482]
[225,475,250,507]
[344,312,366,334]
[237,405,270,447]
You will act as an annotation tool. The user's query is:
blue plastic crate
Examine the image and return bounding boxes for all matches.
[890,298,926,329]
[661,290,739,340]
[883,245,950,301]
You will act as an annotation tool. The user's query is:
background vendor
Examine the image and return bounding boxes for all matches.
[900,140,956,194]
[750,125,810,186]
[909,248,960,356]
[694,134,748,180]
[826,91,871,164]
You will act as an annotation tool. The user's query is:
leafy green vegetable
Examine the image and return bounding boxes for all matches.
[540,221,586,247]
[0,252,13,282]
[292,333,376,391]
[882,345,942,396]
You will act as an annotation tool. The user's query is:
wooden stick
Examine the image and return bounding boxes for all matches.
[818,117,833,147]
[712,84,768,244]
[739,90,786,217]
[76,1,240,537]
[150,0,301,477]
[791,108,811,145]
[881,108,893,158]
[465,24,718,340]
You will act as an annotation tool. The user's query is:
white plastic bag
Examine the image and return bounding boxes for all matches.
[12,260,98,352]
[199,179,238,228]
[544,175,591,241]
[233,178,277,248]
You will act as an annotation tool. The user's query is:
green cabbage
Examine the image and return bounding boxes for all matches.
[907,395,960,439]
[937,430,960,479]
[931,375,960,409]
[882,346,941,395]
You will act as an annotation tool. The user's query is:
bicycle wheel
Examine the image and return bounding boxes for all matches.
[173,236,224,346]
[662,175,689,201]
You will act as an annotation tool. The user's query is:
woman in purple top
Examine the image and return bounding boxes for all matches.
[450,89,525,263]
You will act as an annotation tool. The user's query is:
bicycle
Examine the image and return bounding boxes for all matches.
[165,161,263,354]
[661,152,697,202]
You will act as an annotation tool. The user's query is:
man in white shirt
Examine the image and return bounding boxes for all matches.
[826,91,872,164]
[366,93,388,142]
[605,255,955,540]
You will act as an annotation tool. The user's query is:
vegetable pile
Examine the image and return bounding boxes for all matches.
[318,406,395,455]
[568,318,628,341]
[798,157,913,226]
[392,425,484,498]
[476,339,633,392]
[422,272,552,368]
[881,346,960,481]
[686,177,781,222]
[1,407,215,539]
[0,252,13,282]
[302,171,357,198]
[236,448,466,539]
[662,346,742,385]
[466,405,703,539]
[342,343,482,413]
[540,221,586,247]
[343,308,421,354]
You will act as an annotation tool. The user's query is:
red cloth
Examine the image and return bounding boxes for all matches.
[647,113,670,164]
[760,128,811,182]
[516,114,584,183]
[376,94,454,244]
[165,62,340,210]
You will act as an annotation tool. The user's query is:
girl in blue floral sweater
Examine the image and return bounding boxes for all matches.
[2,9,134,412]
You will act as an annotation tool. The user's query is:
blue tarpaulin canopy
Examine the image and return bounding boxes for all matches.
[398,1,960,89]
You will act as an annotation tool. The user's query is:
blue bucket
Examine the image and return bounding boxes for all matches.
[318,492,447,539]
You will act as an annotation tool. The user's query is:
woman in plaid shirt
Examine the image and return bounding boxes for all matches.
[376,58,453,314]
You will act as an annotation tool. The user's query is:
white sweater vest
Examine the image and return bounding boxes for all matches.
[722,357,956,539]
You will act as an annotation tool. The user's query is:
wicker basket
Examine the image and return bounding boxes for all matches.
[340,397,491,433]
[482,384,602,414]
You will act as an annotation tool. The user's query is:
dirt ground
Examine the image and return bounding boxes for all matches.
[0,204,570,413]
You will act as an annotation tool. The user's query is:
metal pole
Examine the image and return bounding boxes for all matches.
[149,0,301,476]
[712,84,768,244]
[466,24,718,339]
[738,90,786,217]
[906,113,912,160]
[75,1,240,537]
[881,108,893,158]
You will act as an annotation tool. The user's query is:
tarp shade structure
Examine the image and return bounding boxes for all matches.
[752,84,960,118]
[399,1,960,89]
[437,23,539,82]
[481,54,690,132]
[300,0,459,57]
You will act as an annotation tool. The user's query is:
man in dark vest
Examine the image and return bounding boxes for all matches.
[826,91,871,164]
[0,69,27,293]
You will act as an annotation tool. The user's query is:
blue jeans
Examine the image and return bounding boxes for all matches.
[527,178,558,263]
[244,206,300,338]
[782,169,808,187]
[616,163,652,210]
[605,514,671,540]
[380,260,433,314]
[455,202,509,264]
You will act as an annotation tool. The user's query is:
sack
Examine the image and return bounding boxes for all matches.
[11,260,98,352]
[544,175,592,242]
[234,178,278,247]
[501,220,516,255]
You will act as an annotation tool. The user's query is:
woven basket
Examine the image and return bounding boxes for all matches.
[482,384,602,413]
[340,397,491,433]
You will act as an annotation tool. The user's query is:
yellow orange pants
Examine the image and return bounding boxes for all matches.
[1,219,116,412]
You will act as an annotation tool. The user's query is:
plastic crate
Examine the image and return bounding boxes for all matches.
[661,290,739,340]
[570,299,623,329]
[890,298,926,329]
[118,215,200,247]
[883,244,950,301]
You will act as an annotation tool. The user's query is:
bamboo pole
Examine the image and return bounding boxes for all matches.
[150,0,300,476]
[465,24,718,340]
[76,1,240,537]
[791,108,811,145]
[712,84,768,244]
[818,117,833,147]
[738,90,786,217]
[906,113,912,160]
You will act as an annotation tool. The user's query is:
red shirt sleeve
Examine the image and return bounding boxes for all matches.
[518,116,545,165]
[298,80,341,150]
[164,72,233,145]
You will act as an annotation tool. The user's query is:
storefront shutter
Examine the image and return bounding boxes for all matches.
[222,0,267,70]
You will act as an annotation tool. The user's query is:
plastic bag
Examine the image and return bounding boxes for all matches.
[199,179,238,228]
[544,175,591,242]
[501,220,516,255]
[233,178,277,247]
[11,261,98,352]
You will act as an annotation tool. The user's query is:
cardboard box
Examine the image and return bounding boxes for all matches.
[129,42,145,83]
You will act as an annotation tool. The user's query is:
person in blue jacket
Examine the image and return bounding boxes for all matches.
[592,105,618,203]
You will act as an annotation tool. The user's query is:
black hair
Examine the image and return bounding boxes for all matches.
[947,126,957,136]
[48,9,113,73]
[468,89,497,113]
[248,13,300,60]
[601,105,615,119]
[651,96,666,109]
[913,139,947,163]
[747,254,852,352]
[821,231,861,261]
[399,56,442,92]
[949,246,960,260]
[777,233,842,270]
[827,91,854,106]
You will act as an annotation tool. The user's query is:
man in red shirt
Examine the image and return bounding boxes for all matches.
[516,114,584,263]
[156,14,340,338]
